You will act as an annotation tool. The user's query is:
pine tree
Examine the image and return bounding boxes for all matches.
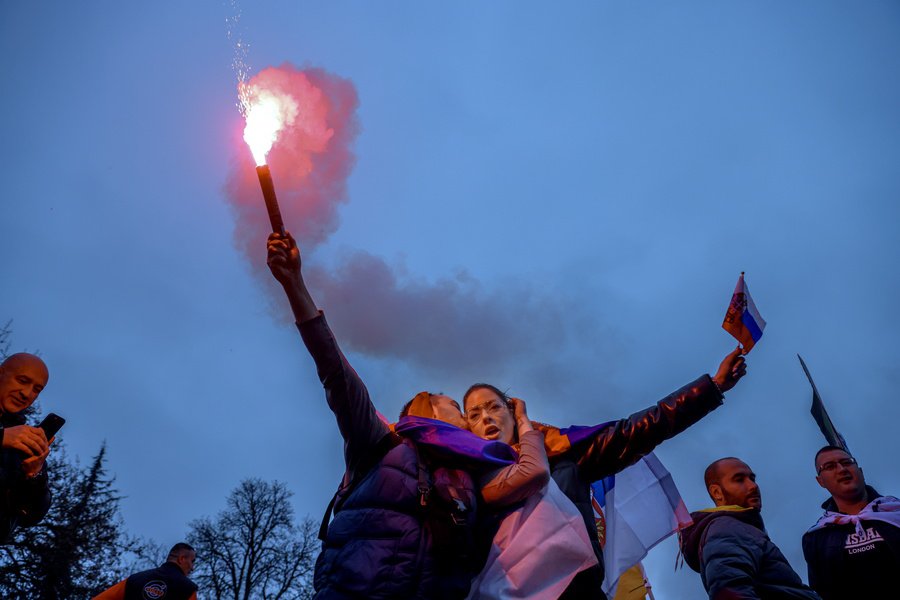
[0,443,145,599]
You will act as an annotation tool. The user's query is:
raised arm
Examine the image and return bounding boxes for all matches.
[267,233,318,323]
[479,398,550,506]
[267,233,389,480]
[575,347,746,482]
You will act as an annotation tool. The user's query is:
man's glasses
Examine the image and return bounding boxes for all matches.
[817,457,857,475]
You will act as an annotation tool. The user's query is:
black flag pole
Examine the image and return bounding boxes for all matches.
[798,354,849,452]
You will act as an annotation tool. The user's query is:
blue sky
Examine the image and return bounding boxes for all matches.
[2,2,899,597]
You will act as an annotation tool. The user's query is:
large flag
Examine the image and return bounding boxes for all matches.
[467,478,598,600]
[722,272,766,353]
[592,453,692,597]
[798,354,849,451]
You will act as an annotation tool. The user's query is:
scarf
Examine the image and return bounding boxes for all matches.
[808,495,900,537]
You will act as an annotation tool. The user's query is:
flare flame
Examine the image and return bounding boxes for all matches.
[241,85,299,166]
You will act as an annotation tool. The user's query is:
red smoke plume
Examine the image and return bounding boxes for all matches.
[226,63,359,264]
[226,64,615,392]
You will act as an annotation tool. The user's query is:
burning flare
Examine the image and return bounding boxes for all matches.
[241,86,299,166]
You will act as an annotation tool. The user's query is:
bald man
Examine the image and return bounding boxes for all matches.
[679,457,820,599]
[0,353,53,543]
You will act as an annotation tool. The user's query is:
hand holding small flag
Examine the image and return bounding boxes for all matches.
[712,346,747,393]
[722,272,766,354]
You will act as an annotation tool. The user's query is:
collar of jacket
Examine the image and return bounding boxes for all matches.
[821,485,881,512]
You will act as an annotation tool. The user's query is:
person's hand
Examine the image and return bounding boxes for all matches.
[509,398,533,433]
[712,346,747,393]
[2,425,48,457]
[267,232,301,287]
[21,436,53,478]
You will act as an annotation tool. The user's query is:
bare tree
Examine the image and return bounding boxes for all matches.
[188,479,318,600]
[0,319,12,360]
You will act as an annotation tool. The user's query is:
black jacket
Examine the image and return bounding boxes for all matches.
[680,507,820,600]
[124,562,197,600]
[556,375,724,599]
[801,486,900,600]
[0,412,51,544]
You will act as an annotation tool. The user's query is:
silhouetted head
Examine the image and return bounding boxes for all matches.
[167,542,196,576]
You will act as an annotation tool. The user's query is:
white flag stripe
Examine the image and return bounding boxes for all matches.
[602,453,691,596]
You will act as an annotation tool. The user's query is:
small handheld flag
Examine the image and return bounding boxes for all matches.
[798,354,849,451]
[722,272,766,353]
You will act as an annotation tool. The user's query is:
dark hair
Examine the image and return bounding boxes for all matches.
[814,445,851,467]
[462,383,511,412]
[703,457,741,490]
[167,542,195,561]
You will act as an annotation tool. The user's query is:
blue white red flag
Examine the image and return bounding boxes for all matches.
[592,453,692,596]
[722,272,766,353]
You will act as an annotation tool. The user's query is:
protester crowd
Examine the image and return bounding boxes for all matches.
[0,230,895,599]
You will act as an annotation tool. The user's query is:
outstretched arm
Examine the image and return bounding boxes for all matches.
[267,232,389,479]
[575,347,747,482]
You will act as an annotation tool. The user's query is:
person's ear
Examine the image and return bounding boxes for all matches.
[815,474,826,489]
[709,484,724,505]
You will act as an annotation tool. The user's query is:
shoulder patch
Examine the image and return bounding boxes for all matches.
[143,579,167,599]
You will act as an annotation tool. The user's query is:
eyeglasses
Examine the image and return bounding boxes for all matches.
[466,399,509,423]
[817,457,857,475]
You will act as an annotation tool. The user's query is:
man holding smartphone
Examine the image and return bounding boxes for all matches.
[0,352,53,543]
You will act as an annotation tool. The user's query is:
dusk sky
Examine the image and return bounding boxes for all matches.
[2,2,899,597]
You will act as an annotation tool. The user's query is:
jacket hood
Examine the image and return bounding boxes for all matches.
[679,506,764,572]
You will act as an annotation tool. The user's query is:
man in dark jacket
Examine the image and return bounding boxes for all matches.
[463,349,747,598]
[802,446,900,599]
[92,542,198,600]
[0,352,52,543]
[680,457,820,599]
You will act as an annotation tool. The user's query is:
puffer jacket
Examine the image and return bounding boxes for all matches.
[556,375,725,599]
[680,507,820,599]
[299,314,480,600]
[0,411,51,544]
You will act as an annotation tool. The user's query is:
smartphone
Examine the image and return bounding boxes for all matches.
[38,413,66,439]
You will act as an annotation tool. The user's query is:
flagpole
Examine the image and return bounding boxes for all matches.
[639,563,656,600]
[797,354,849,451]
[797,354,822,400]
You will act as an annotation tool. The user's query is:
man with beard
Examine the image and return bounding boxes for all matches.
[679,457,820,599]
[802,446,900,599]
